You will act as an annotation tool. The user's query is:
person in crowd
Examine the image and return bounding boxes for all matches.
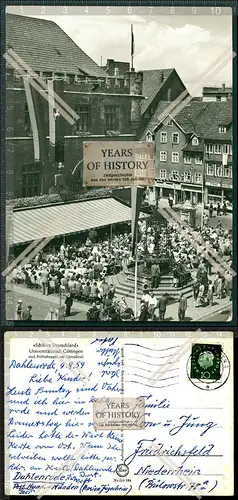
[178,293,187,321]
[65,292,73,316]
[151,262,160,289]
[41,264,49,295]
[15,300,23,320]
[22,305,32,320]
[209,202,214,218]
[207,280,214,306]
[148,292,157,320]
[158,293,167,321]
[193,280,200,303]
[87,302,100,321]
[168,194,173,209]
[196,282,205,307]
[138,301,149,321]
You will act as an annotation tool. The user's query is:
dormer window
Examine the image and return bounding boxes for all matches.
[166,119,173,126]
[146,131,153,142]
[219,126,227,133]
[192,137,199,146]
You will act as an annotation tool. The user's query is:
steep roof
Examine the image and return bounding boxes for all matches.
[142,100,232,141]
[6,13,107,77]
[141,69,174,114]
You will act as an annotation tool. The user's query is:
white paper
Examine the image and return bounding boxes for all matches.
[5,331,233,496]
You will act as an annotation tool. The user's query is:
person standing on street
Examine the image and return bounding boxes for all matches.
[207,281,214,306]
[178,293,187,321]
[148,292,157,320]
[209,202,213,218]
[158,293,167,321]
[217,202,221,216]
[41,264,49,295]
[151,262,160,289]
[22,305,32,320]
[15,300,23,320]
[65,292,73,316]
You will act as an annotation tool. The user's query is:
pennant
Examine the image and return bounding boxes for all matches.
[48,79,65,164]
[23,77,48,162]
[131,186,145,256]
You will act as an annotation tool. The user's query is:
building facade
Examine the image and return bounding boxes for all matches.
[6,14,144,199]
[142,100,232,207]
[202,84,232,102]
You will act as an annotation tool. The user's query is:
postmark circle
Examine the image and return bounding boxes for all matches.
[186,348,230,391]
[116,463,129,477]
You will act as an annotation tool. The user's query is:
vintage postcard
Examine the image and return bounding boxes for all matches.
[4,4,234,324]
[5,330,233,495]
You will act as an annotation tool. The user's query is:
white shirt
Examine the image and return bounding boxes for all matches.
[142,293,150,303]
[149,296,157,307]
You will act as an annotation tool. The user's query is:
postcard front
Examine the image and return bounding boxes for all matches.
[5,331,233,496]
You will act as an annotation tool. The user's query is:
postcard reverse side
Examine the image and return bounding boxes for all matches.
[5,331,233,496]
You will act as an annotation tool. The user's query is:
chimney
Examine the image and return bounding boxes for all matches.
[222,83,225,91]
[167,88,172,101]
[161,71,164,82]
[107,59,115,76]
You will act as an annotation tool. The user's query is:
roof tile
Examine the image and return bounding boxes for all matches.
[6,13,107,78]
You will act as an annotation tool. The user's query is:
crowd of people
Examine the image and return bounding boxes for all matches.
[11,210,232,321]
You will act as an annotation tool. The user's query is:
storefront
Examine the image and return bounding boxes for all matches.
[181,184,202,205]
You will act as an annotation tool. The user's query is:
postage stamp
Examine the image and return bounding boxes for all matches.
[187,343,230,390]
[93,396,145,430]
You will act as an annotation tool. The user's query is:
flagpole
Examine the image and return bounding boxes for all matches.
[134,229,138,318]
[131,24,134,71]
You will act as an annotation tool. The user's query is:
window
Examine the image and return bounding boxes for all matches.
[171,170,179,181]
[195,173,202,184]
[22,163,41,198]
[172,152,179,163]
[75,105,91,132]
[166,119,173,126]
[159,169,167,180]
[184,171,191,182]
[215,166,222,177]
[206,164,214,176]
[214,144,221,154]
[195,157,202,165]
[104,105,119,131]
[160,151,167,162]
[146,131,153,142]
[224,167,231,178]
[24,103,32,135]
[223,144,232,155]
[160,131,167,143]
[192,137,199,146]
[184,156,191,164]
[206,144,213,153]
[219,126,227,133]
[172,132,179,144]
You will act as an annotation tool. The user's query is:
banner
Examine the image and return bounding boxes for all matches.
[48,79,65,164]
[83,141,155,187]
[23,77,48,162]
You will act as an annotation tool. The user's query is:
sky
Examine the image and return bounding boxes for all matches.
[6,6,233,95]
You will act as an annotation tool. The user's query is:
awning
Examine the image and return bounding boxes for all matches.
[11,197,146,245]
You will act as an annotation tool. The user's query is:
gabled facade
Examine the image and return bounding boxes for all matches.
[142,100,232,206]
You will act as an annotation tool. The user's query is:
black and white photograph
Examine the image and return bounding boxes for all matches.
[4,5,234,322]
